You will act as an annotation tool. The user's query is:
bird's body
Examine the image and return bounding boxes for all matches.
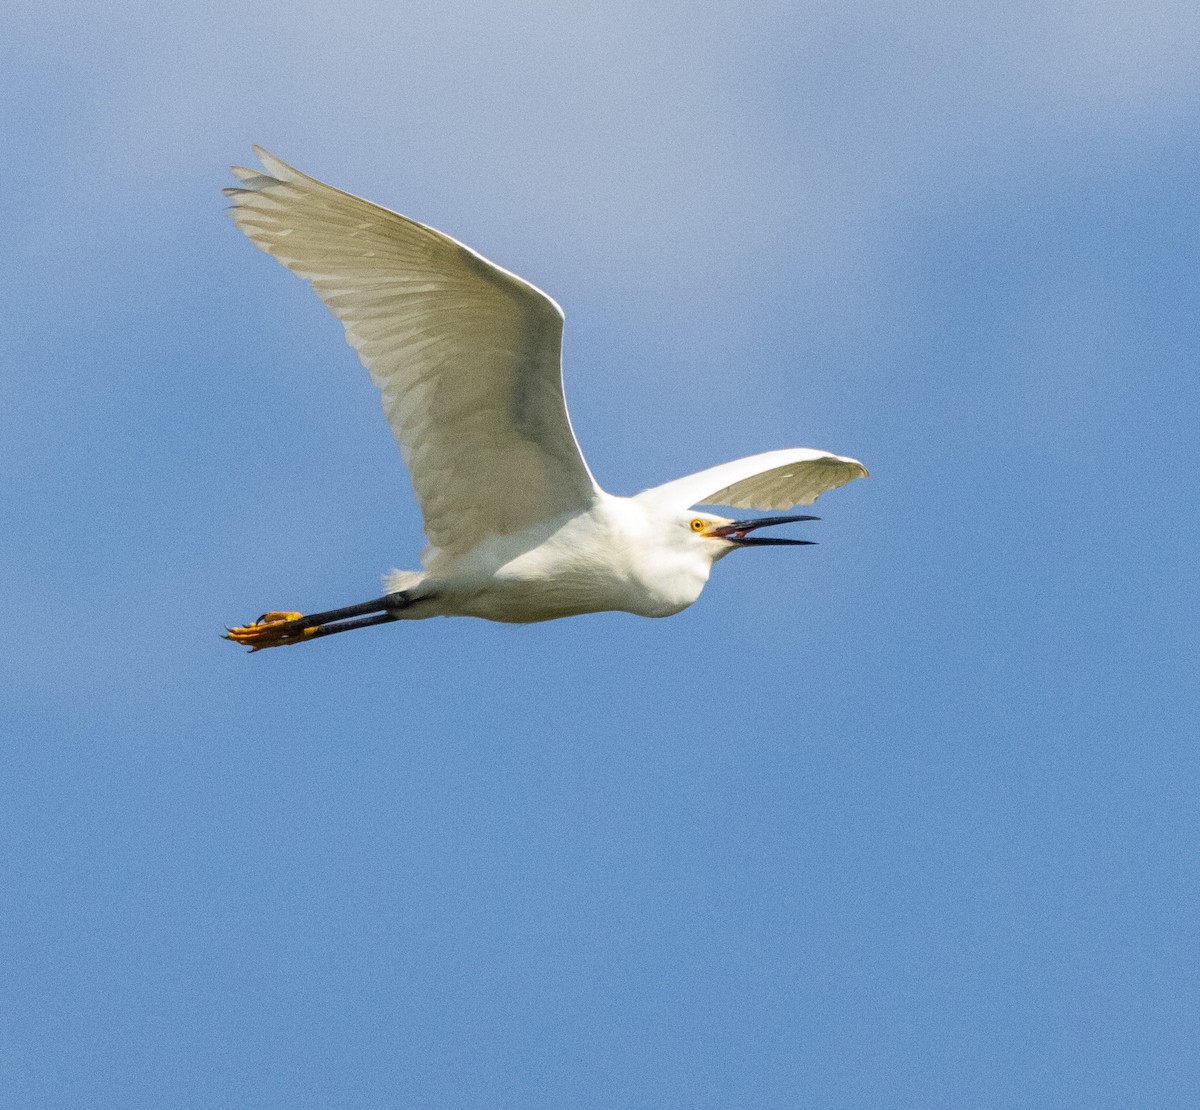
[384,495,716,624]
[223,149,868,649]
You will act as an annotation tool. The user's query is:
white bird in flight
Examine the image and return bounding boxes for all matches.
[224,148,868,650]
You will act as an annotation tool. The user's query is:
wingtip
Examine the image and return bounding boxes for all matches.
[249,144,302,183]
[835,456,869,481]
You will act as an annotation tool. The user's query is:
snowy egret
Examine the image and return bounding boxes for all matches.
[223,148,868,650]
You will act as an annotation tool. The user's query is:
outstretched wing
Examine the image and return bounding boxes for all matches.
[224,147,601,565]
[635,448,868,511]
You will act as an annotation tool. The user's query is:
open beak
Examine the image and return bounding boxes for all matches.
[709,514,819,546]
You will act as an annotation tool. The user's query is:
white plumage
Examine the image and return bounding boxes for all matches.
[224,149,868,649]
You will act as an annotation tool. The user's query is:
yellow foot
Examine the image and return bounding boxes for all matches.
[224,611,317,651]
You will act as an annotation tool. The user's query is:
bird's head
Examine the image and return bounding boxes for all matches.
[680,510,819,562]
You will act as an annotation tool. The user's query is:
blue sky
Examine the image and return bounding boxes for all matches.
[3,2,1198,1106]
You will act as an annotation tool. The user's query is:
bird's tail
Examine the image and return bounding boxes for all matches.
[383,568,427,594]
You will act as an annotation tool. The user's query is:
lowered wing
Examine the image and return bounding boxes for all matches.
[635,448,868,512]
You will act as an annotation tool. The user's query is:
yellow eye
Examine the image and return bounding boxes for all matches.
[690,518,706,533]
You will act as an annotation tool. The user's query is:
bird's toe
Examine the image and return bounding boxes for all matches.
[224,611,311,651]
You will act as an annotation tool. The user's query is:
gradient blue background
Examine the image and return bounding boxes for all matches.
[3,2,1198,1106]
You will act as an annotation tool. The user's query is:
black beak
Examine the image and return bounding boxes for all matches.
[711,514,819,546]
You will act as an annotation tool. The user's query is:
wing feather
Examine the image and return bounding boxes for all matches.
[225,148,599,564]
[635,449,868,512]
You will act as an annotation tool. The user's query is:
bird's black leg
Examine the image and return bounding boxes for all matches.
[302,611,403,642]
[225,591,412,650]
[262,591,411,631]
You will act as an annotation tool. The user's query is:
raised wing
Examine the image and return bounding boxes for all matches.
[635,448,868,511]
[224,147,601,564]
